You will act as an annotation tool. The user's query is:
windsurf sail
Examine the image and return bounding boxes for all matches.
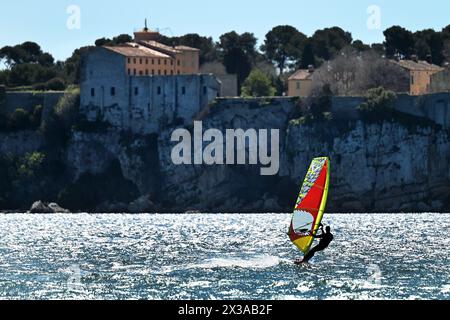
[288,157,330,254]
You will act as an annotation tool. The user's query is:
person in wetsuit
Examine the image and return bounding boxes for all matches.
[298,223,334,264]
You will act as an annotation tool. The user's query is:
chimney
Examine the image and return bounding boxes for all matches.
[308,64,315,73]
[411,54,419,63]
[134,19,160,42]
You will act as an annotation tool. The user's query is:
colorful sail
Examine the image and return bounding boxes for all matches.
[288,157,330,254]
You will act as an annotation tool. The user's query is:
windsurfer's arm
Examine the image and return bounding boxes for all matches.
[311,225,325,238]
[312,233,324,239]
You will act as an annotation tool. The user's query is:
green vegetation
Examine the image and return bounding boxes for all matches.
[39,89,80,147]
[290,84,333,126]
[2,24,449,95]
[0,152,66,210]
[357,87,441,132]
[383,26,449,65]
[8,108,31,131]
[94,34,132,47]
[358,87,397,114]
[358,87,398,122]
[241,69,276,97]
[261,25,307,75]
[289,112,333,127]
[32,77,66,91]
[0,105,43,132]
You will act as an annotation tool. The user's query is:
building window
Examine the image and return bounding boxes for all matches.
[91,88,95,97]
[111,87,116,96]
[296,82,301,90]
[145,69,149,75]
[157,87,161,95]
[158,59,161,65]
[133,58,136,64]
[128,69,131,75]
[171,60,174,66]
[134,69,137,76]
[152,69,155,75]
[135,87,139,96]
[139,70,143,76]
[177,71,181,75]
[170,70,174,75]
[164,59,167,65]
[140,58,143,64]
[158,70,161,75]
[177,60,180,66]
[182,87,186,95]
[203,86,207,95]
[164,70,167,75]
[128,58,131,63]
[146,58,149,64]
[152,59,154,65]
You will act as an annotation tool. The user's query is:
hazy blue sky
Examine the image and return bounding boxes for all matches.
[1,0,449,61]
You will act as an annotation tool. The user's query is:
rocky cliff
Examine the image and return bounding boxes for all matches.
[1,95,450,212]
[155,97,450,213]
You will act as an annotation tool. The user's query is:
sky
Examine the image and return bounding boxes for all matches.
[0,0,449,62]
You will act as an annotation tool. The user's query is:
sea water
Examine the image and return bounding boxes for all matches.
[0,213,448,300]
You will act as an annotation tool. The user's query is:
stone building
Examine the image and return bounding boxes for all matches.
[430,67,450,93]
[391,58,444,95]
[199,62,238,97]
[80,26,220,134]
[125,24,200,76]
[287,66,314,97]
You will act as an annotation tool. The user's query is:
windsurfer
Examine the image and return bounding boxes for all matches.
[296,223,334,264]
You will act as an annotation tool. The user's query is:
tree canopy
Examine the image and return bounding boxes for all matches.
[261,25,307,74]
[241,69,276,97]
[311,27,353,61]
[1,24,450,91]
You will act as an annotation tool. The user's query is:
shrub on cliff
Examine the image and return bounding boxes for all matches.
[241,69,276,97]
[8,108,31,131]
[358,87,397,121]
[310,84,332,117]
[359,87,397,112]
[54,88,80,121]
[0,152,61,210]
[32,77,66,91]
[0,104,43,132]
[30,105,43,128]
[292,84,333,125]
[40,88,80,146]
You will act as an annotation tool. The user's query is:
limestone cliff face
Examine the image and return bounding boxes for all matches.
[154,98,450,213]
[282,121,450,212]
[157,98,296,212]
[2,95,450,212]
[0,131,44,156]
[66,131,160,196]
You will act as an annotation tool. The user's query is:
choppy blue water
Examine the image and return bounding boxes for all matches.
[0,213,449,300]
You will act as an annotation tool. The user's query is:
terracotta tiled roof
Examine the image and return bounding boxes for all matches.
[139,40,182,54]
[175,45,200,52]
[288,69,314,81]
[391,59,444,72]
[103,43,170,58]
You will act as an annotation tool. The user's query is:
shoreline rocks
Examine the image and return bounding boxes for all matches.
[28,201,71,214]
[128,195,157,213]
